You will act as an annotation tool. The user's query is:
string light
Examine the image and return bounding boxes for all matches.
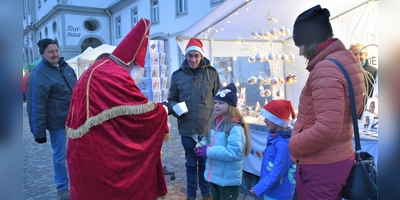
[227,20,230,23]
[221,28,224,31]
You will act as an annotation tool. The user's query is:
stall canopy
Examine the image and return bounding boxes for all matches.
[67,44,116,77]
[176,0,377,58]
[176,0,378,109]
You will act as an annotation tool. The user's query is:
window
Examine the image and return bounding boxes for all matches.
[176,0,187,15]
[84,19,100,32]
[116,16,122,38]
[38,0,41,8]
[44,27,48,37]
[151,0,159,23]
[52,21,57,33]
[131,7,138,28]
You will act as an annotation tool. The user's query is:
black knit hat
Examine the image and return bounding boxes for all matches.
[293,5,333,46]
[214,83,238,107]
[37,38,58,55]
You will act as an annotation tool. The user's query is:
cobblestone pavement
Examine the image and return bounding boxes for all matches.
[23,104,257,200]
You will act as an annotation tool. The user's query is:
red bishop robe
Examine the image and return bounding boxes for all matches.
[66,57,168,200]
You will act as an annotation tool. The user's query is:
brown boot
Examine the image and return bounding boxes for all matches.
[186,198,195,200]
[202,194,211,200]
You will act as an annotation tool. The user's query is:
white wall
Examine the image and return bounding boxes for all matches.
[63,14,110,46]
[37,0,59,20]
[111,0,222,78]
[66,0,114,8]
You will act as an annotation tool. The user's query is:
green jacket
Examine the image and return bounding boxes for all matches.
[168,57,221,136]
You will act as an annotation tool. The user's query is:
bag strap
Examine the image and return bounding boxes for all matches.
[327,58,361,151]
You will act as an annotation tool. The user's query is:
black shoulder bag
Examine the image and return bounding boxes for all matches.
[327,58,378,200]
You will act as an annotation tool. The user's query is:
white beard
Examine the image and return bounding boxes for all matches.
[130,65,144,83]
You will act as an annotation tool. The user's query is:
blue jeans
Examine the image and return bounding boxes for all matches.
[49,129,69,191]
[181,136,210,198]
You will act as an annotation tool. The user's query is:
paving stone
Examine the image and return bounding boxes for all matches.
[23,104,251,200]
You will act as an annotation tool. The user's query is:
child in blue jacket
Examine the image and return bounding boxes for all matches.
[194,83,251,200]
[250,100,296,200]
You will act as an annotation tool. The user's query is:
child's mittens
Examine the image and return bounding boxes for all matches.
[194,146,207,158]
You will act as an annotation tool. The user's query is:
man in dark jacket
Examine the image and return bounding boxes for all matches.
[26,38,77,200]
[168,38,221,200]
[349,43,378,98]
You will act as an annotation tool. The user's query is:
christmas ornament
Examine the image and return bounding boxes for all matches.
[281,53,288,61]
[278,26,286,36]
[255,53,262,62]
[248,76,257,85]
[276,87,284,97]
[251,31,259,38]
[256,75,265,84]
[264,31,271,39]
[259,90,266,97]
[275,53,280,60]
[285,74,294,83]
[291,74,298,82]
[288,52,295,62]
[248,56,256,63]
[267,52,275,61]
[263,89,272,97]
[270,76,278,85]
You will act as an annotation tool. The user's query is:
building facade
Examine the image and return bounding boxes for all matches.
[23,0,224,75]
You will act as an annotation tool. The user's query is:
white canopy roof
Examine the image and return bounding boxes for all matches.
[176,0,377,58]
[67,44,116,77]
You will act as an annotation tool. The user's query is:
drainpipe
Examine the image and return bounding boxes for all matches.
[106,9,113,45]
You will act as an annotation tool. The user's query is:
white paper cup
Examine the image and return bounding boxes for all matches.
[173,102,188,116]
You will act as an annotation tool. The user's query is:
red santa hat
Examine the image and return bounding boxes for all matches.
[111,18,150,68]
[185,38,204,56]
[260,100,296,127]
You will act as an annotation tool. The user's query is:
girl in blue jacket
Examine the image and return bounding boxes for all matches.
[250,100,296,200]
[194,83,251,200]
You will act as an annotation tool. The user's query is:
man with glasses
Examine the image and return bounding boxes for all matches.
[168,38,221,200]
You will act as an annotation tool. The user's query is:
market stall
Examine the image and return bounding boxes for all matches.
[176,0,378,109]
[67,44,116,78]
[176,0,378,198]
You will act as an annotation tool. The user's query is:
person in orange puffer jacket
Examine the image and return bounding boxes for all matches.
[289,5,365,200]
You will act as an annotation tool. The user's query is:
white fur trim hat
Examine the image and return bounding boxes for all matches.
[185,38,204,56]
[260,100,296,127]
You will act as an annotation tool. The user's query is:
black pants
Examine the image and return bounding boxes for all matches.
[210,182,239,200]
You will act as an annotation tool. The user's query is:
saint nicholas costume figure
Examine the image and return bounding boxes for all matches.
[66,18,169,200]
